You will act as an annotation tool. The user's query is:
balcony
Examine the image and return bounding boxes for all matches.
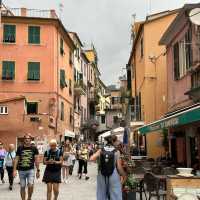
[185,86,200,102]
[74,80,86,96]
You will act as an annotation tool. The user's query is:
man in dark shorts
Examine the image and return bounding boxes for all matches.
[43,139,63,200]
[13,134,40,200]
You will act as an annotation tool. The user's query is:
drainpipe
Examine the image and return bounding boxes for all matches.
[55,28,59,141]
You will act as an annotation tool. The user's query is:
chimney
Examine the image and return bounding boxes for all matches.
[50,9,58,18]
[21,8,27,16]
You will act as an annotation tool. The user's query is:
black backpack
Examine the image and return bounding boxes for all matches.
[100,146,116,177]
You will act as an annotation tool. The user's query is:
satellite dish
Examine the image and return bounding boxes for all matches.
[189,8,200,25]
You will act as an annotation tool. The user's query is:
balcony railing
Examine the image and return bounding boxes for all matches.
[3,8,58,19]
[74,80,86,96]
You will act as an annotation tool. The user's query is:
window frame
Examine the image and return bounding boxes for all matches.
[0,106,8,115]
[27,62,40,81]
[26,102,38,115]
[3,24,16,43]
[28,26,40,44]
[2,61,15,80]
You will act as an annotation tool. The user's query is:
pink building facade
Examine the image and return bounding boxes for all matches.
[0,8,75,147]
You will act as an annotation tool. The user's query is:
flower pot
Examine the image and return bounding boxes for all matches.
[123,191,136,200]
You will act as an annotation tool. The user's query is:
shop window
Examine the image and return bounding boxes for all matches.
[27,102,38,115]
[2,61,15,80]
[28,26,40,44]
[3,24,16,43]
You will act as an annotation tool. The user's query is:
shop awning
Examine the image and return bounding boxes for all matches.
[139,104,200,134]
[64,130,75,138]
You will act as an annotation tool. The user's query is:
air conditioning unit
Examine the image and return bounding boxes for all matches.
[30,117,41,122]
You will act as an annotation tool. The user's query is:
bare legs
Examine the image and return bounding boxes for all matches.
[47,183,59,200]
[20,184,33,200]
[62,166,69,183]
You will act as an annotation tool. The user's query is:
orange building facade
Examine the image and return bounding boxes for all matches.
[128,10,178,158]
[0,8,75,148]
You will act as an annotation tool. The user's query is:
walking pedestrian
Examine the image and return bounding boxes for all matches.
[13,134,40,200]
[69,142,76,175]
[5,144,16,190]
[0,142,7,184]
[78,144,90,180]
[62,143,72,183]
[43,139,63,200]
[90,135,126,200]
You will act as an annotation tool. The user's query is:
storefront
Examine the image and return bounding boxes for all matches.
[139,104,200,167]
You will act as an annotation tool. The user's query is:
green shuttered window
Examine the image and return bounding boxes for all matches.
[2,61,15,80]
[60,69,67,89]
[3,24,16,43]
[28,26,40,44]
[28,62,40,80]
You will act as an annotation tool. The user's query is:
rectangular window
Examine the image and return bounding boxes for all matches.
[69,51,73,65]
[70,107,73,124]
[60,38,64,55]
[28,62,40,80]
[69,79,72,95]
[27,102,38,115]
[28,26,40,44]
[60,102,64,121]
[0,106,8,115]
[173,43,180,80]
[191,70,200,89]
[3,24,16,43]
[185,28,193,69]
[140,38,144,58]
[2,61,15,80]
[60,69,67,89]
[101,115,105,124]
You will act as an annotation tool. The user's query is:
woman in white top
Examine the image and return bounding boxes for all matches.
[62,144,73,183]
[5,144,16,190]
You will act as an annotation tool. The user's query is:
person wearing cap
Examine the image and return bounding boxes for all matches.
[43,139,63,200]
[13,134,40,200]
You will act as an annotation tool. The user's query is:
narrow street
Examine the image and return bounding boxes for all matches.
[0,163,97,200]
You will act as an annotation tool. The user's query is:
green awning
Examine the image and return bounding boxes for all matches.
[139,105,200,134]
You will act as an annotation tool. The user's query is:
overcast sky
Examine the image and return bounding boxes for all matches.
[4,0,200,85]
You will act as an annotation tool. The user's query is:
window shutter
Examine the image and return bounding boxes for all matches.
[3,25,16,43]
[2,61,15,80]
[28,62,40,80]
[28,26,40,44]
[60,69,67,89]
[173,43,180,80]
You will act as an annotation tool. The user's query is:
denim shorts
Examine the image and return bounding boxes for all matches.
[18,169,35,188]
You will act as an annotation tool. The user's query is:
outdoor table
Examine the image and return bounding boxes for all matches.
[134,174,167,200]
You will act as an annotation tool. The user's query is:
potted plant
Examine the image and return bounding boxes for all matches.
[123,174,137,200]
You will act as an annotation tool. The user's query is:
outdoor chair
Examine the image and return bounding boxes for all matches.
[143,172,166,200]
[133,167,147,200]
[152,165,163,175]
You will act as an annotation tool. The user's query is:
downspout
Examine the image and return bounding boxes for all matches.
[55,28,59,141]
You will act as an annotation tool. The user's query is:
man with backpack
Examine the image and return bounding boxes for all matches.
[90,135,126,200]
[43,139,63,200]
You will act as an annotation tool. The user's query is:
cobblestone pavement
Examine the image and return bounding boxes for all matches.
[0,162,97,200]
